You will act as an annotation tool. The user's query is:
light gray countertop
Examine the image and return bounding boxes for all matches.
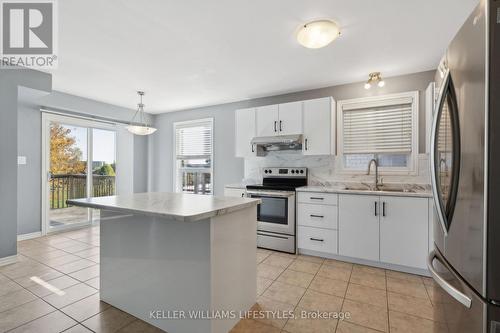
[296,186,432,198]
[67,192,260,222]
[224,183,247,189]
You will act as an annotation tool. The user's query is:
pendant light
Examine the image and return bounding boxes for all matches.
[126,91,157,135]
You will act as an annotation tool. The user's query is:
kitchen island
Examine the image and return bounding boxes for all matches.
[68,192,260,333]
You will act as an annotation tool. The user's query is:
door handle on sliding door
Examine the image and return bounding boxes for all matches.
[427,250,472,308]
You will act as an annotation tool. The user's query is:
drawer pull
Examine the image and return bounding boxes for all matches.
[310,214,324,218]
[310,197,324,200]
[310,237,324,242]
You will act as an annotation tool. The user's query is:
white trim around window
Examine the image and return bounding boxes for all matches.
[337,91,419,175]
[172,118,214,195]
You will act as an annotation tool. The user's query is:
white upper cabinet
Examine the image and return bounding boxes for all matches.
[236,96,335,156]
[256,104,279,137]
[380,196,428,269]
[338,194,380,261]
[278,101,303,135]
[235,108,256,158]
[303,97,335,156]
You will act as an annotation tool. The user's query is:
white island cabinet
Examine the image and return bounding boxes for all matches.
[68,192,260,333]
[297,188,432,275]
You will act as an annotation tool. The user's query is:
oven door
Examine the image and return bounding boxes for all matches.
[247,191,295,236]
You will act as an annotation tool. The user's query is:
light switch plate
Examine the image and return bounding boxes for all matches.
[17,156,27,165]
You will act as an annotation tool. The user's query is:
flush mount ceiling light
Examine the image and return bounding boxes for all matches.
[296,19,340,49]
[126,91,157,135]
[364,72,385,90]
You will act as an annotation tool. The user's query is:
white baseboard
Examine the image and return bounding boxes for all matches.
[0,255,17,267]
[298,249,431,277]
[17,231,42,241]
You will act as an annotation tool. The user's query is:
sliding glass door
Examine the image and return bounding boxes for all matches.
[48,123,90,228]
[91,128,116,223]
[43,114,117,233]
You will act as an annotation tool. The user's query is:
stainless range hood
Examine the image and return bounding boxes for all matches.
[251,134,303,156]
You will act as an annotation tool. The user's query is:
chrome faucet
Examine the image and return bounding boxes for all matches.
[367,159,380,190]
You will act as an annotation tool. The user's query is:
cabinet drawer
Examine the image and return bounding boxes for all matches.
[298,203,338,229]
[297,192,337,205]
[297,226,337,254]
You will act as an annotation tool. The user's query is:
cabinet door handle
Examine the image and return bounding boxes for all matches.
[310,197,324,200]
[274,121,277,132]
[241,193,245,197]
[251,143,255,152]
[374,201,378,216]
[382,202,386,217]
[279,120,282,132]
[305,138,308,150]
[310,214,324,218]
[310,237,324,242]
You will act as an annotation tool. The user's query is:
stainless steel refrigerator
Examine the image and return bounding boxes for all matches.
[428,0,500,332]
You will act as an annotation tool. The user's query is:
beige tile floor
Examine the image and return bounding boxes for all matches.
[0,226,448,333]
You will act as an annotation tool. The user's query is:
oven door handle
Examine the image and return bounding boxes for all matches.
[247,191,295,198]
[427,250,472,308]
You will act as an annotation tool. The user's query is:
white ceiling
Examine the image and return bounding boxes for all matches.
[50,0,478,113]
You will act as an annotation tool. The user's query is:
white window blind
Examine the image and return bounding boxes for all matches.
[342,98,413,154]
[175,120,213,158]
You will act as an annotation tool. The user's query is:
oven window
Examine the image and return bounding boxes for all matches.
[255,196,288,224]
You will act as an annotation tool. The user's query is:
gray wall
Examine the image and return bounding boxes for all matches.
[134,136,149,193]
[17,88,51,235]
[149,70,434,195]
[16,90,151,236]
[150,107,243,196]
[0,68,51,259]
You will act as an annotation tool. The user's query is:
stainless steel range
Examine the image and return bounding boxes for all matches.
[246,167,307,254]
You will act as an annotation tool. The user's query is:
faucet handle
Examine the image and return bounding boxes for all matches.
[379,177,384,186]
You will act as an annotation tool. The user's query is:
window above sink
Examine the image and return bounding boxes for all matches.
[337,91,419,175]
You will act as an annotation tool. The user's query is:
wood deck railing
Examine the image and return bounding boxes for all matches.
[50,174,115,209]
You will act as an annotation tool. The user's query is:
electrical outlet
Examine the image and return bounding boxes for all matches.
[17,156,27,165]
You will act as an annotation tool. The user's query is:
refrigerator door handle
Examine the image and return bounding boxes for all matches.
[430,68,451,236]
[427,250,472,308]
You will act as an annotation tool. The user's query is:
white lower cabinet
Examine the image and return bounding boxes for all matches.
[298,226,337,254]
[297,203,338,229]
[297,193,338,254]
[338,194,380,261]
[298,191,431,273]
[380,196,428,269]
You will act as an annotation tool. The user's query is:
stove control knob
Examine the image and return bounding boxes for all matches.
[269,170,272,174]
[300,170,304,174]
[295,169,299,173]
[291,170,295,174]
[264,170,268,173]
